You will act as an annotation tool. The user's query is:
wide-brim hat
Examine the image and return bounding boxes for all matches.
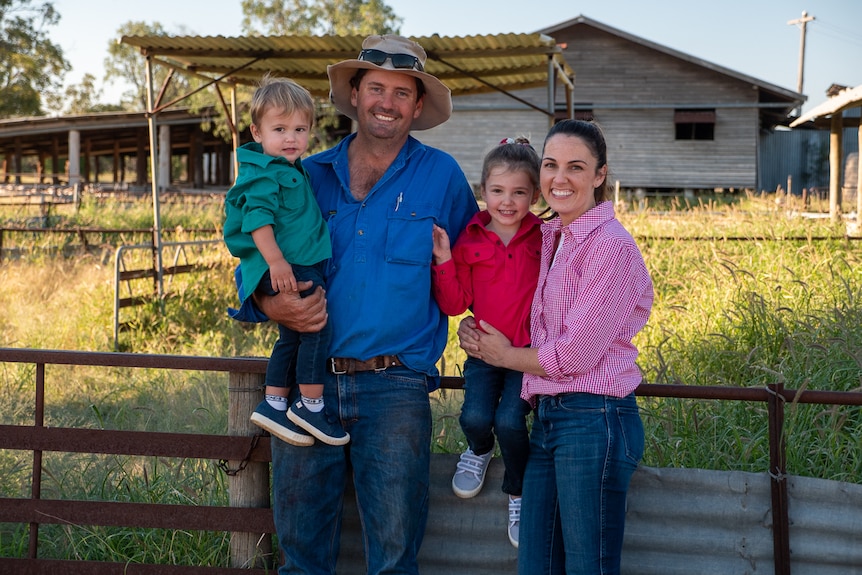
[327,35,452,131]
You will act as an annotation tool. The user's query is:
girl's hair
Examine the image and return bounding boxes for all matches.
[250,74,315,127]
[543,119,609,203]
[481,137,540,191]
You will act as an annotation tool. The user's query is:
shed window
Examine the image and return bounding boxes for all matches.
[675,109,715,140]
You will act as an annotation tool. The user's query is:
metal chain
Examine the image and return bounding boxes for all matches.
[218,433,263,476]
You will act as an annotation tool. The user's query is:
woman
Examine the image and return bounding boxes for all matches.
[459,119,654,574]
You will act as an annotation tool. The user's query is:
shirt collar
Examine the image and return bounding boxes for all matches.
[466,210,544,237]
[541,201,615,243]
[238,141,303,170]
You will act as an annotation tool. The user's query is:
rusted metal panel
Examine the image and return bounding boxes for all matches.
[1,557,271,574]
[0,498,273,533]
[0,425,270,461]
[337,453,519,574]
[0,347,268,373]
[622,467,862,575]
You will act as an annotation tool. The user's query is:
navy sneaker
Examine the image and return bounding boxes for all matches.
[287,400,350,446]
[250,400,313,447]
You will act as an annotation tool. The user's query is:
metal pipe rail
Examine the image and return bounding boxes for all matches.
[1,347,861,574]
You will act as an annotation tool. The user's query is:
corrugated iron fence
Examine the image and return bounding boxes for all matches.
[1,347,861,575]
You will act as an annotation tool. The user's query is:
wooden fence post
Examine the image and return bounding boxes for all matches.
[228,370,273,569]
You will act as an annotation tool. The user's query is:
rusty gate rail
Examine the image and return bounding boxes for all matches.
[2,347,862,575]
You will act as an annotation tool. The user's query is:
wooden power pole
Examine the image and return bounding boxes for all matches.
[788,10,815,112]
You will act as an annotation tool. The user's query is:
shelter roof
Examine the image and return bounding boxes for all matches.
[119,33,574,99]
[790,84,862,127]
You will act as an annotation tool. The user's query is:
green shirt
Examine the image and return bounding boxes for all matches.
[223,142,331,303]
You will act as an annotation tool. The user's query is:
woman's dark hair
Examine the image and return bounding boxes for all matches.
[543,119,609,203]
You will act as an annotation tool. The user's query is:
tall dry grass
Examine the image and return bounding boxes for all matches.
[2,191,861,564]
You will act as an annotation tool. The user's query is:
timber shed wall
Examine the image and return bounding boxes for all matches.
[434,20,780,192]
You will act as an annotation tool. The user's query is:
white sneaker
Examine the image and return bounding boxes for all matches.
[507,495,521,548]
[451,449,493,498]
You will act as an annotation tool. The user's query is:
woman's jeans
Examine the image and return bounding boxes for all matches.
[460,357,531,495]
[270,366,431,575]
[518,392,644,575]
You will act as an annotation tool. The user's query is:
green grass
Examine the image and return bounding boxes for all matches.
[2,192,861,564]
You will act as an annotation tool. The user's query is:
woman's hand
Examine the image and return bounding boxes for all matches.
[475,320,513,368]
[457,316,481,358]
[476,320,546,376]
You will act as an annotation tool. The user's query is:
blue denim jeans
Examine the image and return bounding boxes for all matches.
[460,357,531,495]
[259,261,331,387]
[270,366,432,575]
[518,392,644,575]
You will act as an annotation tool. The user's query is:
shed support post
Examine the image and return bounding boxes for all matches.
[829,112,843,221]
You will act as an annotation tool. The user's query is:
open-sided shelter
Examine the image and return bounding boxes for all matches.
[115,32,574,294]
[790,84,862,220]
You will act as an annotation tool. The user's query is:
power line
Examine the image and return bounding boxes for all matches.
[811,18,862,49]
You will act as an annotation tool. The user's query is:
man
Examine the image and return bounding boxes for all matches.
[243,35,478,574]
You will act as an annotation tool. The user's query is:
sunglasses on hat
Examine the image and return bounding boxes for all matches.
[358,49,424,72]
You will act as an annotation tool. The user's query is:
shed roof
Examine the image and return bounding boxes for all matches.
[119,33,575,100]
[790,84,862,127]
[543,15,804,129]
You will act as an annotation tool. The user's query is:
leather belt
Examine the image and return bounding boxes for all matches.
[330,356,402,375]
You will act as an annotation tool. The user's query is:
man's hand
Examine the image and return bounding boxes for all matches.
[254,281,328,333]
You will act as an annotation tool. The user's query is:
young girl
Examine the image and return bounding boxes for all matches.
[224,75,348,448]
[431,137,542,548]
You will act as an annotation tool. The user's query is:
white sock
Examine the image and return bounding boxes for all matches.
[265,394,288,411]
[301,395,325,413]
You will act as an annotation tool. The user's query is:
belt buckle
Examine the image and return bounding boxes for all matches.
[374,356,393,372]
[330,358,347,375]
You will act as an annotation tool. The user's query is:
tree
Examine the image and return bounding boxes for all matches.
[241,0,402,37]
[103,20,192,111]
[0,0,69,118]
[238,0,403,151]
[55,73,124,114]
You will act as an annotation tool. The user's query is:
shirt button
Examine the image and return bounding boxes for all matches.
[358,230,364,236]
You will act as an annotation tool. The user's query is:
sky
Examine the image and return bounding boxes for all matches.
[50,0,862,115]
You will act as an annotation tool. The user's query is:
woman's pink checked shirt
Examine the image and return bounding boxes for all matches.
[521,201,654,407]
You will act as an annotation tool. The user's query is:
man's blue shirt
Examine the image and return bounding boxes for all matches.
[305,133,478,378]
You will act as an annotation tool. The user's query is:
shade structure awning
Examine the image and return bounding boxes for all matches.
[790,84,862,127]
[119,32,575,101]
[117,32,575,298]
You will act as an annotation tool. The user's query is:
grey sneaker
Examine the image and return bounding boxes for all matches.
[451,448,493,498]
[507,495,521,548]
[249,400,313,447]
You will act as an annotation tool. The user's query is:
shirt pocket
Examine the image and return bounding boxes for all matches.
[275,171,306,211]
[462,244,497,282]
[385,203,436,266]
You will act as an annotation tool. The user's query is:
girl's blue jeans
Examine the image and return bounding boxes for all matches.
[460,356,531,495]
[518,392,644,575]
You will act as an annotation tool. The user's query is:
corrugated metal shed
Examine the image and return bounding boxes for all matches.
[119,33,575,99]
[336,456,862,574]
